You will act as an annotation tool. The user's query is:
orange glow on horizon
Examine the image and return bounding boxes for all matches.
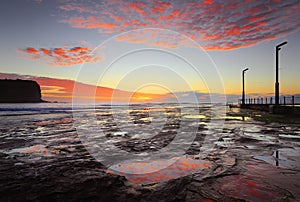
[1,73,297,103]
[36,77,170,102]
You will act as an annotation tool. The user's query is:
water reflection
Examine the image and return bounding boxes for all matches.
[7,145,59,156]
[35,117,73,126]
[219,174,278,201]
[254,149,300,168]
[107,157,211,184]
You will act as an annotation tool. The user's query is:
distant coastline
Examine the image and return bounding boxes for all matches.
[0,79,45,103]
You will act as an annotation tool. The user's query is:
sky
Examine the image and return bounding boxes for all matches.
[0,0,299,102]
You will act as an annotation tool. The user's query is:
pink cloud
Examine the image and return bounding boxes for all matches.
[154,1,172,9]
[102,11,123,22]
[203,0,214,5]
[59,3,97,14]
[58,0,300,51]
[25,47,39,54]
[53,48,66,56]
[19,46,103,67]
[129,2,146,13]
[69,47,89,53]
[40,48,52,56]
[63,16,117,32]
[152,7,165,13]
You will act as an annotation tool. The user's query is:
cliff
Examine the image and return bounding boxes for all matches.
[0,79,43,103]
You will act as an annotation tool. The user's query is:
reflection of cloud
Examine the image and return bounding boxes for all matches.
[18,46,104,67]
[58,0,300,50]
[107,157,211,184]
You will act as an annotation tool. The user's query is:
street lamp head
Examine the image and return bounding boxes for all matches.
[275,41,287,106]
[276,41,288,49]
[243,68,249,72]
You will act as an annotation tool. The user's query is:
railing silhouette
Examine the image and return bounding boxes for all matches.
[238,95,300,106]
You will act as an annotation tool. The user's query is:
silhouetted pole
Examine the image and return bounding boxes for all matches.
[242,68,249,105]
[292,96,294,107]
[275,41,287,106]
[275,150,279,166]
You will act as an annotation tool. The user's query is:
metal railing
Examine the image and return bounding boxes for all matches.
[238,96,300,106]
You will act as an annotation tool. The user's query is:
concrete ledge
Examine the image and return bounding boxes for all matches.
[271,105,300,114]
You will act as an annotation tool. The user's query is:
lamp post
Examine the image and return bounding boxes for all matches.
[275,41,287,106]
[242,68,249,105]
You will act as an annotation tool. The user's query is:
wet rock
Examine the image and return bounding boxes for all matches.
[238,136,260,143]
[0,137,29,150]
[0,155,141,202]
[115,130,177,153]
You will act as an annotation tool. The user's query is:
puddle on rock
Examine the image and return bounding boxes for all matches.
[279,134,300,141]
[254,148,300,168]
[243,132,276,143]
[107,157,211,184]
[183,115,206,119]
[214,138,235,147]
[218,174,279,201]
[225,116,252,121]
[6,144,59,157]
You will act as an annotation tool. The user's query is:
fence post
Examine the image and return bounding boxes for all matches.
[265,97,267,104]
[292,96,294,107]
[270,97,272,104]
[284,96,286,105]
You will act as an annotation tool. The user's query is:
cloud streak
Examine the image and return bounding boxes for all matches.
[58,0,300,50]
